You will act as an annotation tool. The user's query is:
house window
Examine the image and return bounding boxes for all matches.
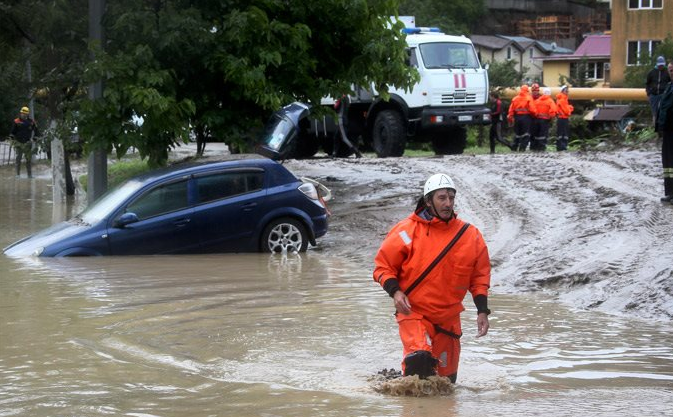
[570,61,605,80]
[529,48,533,59]
[628,0,663,9]
[627,40,662,65]
[507,47,512,60]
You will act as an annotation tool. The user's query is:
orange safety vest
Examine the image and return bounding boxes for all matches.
[373,211,491,322]
[556,92,574,119]
[535,95,557,120]
[508,92,538,119]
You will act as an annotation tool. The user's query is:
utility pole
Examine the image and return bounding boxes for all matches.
[87,0,107,204]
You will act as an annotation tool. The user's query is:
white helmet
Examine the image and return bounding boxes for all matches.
[424,174,456,196]
[543,87,551,96]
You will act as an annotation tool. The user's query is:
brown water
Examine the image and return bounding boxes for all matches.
[1,170,672,416]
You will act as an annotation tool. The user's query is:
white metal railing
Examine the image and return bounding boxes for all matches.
[0,141,50,166]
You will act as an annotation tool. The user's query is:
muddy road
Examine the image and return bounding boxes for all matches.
[283,149,673,321]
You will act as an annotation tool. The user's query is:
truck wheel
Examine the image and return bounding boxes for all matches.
[373,110,406,157]
[432,126,467,155]
[295,136,320,158]
[260,217,309,253]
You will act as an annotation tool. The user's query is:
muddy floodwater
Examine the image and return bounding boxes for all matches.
[2,155,673,416]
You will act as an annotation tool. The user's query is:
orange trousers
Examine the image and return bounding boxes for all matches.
[396,311,462,378]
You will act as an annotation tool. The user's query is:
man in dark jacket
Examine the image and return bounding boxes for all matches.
[10,106,41,178]
[489,92,503,154]
[646,56,671,124]
[656,62,673,204]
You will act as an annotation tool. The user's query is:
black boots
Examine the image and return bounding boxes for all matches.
[403,350,438,379]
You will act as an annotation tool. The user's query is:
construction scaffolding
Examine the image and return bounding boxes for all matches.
[517,13,608,41]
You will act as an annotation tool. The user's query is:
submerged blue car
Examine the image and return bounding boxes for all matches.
[4,156,329,256]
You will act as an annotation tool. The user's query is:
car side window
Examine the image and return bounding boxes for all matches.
[196,171,264,204]
[126,180,189,220]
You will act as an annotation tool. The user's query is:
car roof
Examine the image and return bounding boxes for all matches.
[130,155,287,185]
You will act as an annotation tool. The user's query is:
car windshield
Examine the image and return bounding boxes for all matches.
[78,180,145,224]
[262,115,295,151]
[419,42,480,69]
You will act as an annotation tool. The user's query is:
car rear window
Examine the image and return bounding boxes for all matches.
[196,171,264,203]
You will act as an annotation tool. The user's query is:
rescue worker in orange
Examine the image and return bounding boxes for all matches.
[530,87,557,151]
[529,83,541,149]
[555,85,574,151]
[373,174,491,383]
[507,85,537,152]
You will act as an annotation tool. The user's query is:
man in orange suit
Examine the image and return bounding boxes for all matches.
[507,85,537,151]
[373,174,492,383]
[555,85,574,151]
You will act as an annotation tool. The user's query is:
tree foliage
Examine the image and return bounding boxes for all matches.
[77,0,417,167]
[487,59,527,89]
[398,0,485,34]
[2,1,417,168]
[0,0,88,139]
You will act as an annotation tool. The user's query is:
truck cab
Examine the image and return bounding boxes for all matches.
[259,24,491,159]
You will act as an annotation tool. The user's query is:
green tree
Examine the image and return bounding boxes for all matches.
[398,0,485,34]
[1,0,88,193]
[0,0,88,123]
[487,59,527,90]
[78,0,418,167]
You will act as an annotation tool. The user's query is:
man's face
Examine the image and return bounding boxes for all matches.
[669,63,673,77]
[19,113,27,119]
[427,188,455,220]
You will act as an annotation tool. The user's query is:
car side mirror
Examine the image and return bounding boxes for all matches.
[115,212,140,228]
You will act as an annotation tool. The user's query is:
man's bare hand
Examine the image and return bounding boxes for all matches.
[477,313,489,337]
[393,290,412,315]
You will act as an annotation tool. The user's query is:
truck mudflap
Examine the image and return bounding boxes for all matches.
[420,106,491,129]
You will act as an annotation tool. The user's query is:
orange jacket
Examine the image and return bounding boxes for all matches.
[555,92,574,119]
[507,90,537,122]
[535,95,557,120]
[373,211,491,322]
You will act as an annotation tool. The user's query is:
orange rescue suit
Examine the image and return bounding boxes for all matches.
[373,211,490,322]
[373,211,491,377]
[507,90,538,123]
[556,92,574,119]
[535,95,557,120]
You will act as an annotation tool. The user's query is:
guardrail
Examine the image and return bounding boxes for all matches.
[0,141,50,166]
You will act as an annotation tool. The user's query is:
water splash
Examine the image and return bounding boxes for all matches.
[369,369,455,397]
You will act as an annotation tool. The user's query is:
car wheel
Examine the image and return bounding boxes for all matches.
[261,217,309,253]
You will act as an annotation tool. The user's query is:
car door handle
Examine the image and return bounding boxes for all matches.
[241,202,257,211]
[173,218,191,227]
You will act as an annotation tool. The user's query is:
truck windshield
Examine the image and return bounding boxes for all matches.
[419,42,480,69]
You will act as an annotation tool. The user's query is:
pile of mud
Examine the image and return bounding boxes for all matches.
[369,369,455,397]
